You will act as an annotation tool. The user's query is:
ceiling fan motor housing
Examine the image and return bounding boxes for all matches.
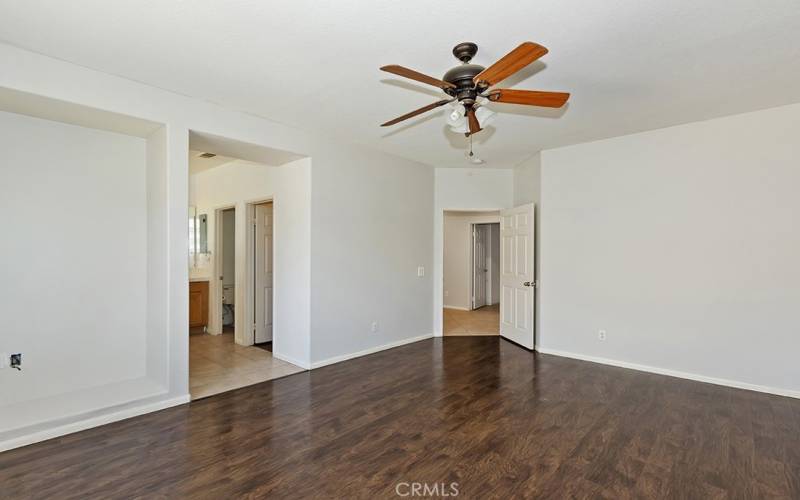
[444,43,485,105]
[452,42,478,62]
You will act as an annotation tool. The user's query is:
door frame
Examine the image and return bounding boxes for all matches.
[243,197,275,347]
[435,208,503,336]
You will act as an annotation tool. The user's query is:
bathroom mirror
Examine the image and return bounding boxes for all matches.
[197,213,208,254]
[189,206,209,267]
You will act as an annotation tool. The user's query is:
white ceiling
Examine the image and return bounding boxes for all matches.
[190,131,305,166]
[188,150,238,175]
[1,0,799,169]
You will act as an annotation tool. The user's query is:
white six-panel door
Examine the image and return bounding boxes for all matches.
[254,203,273,343]
[499,204,535,349]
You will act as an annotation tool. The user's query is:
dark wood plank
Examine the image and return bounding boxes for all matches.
[1,337,799,499]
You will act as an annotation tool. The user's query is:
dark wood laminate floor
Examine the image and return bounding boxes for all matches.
[2,337,799,499]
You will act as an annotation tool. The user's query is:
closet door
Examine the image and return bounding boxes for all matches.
[254,203,273,343]
[499,204,535,349]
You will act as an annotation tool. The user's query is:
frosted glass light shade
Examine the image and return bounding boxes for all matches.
[446,102,466,130]
[445,101,496,133]
[475,105,496,127]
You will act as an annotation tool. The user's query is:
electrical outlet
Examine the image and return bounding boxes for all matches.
[598,330,607,341]
[417,266,425,277]
[444,290,449,297]
[371,321,379,333]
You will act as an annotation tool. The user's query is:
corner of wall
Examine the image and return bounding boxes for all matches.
[512,153,542,206]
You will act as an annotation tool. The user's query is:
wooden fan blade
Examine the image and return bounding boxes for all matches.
[380,65,456,90]
[381,99,454,127]
[487,89,570,108]
[474,42,548,87]
[466,107,481,136]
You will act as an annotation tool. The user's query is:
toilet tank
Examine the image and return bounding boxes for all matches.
[222,284,235,305]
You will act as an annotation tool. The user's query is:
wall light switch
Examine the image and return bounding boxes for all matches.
[10,353,21,370]
[417,266,425,277]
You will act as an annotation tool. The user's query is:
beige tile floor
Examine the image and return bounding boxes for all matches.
[190,333,305,399]
[443,303,500,336]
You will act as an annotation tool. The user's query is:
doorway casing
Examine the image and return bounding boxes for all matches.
[187,129,312,370]
[437,208,503,334]
[232,197,275,347]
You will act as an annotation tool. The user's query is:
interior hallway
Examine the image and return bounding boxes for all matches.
[190,333,304,399]
[443,304,499,335]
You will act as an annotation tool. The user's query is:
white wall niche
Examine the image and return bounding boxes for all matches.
[0,89,176,450]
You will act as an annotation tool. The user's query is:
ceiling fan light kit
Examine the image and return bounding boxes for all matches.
[380,41,570,147]
[446,101,495,134]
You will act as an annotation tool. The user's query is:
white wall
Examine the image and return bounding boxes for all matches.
[190,158,311,367]
[513,154,543,337]
[0,110,154,433]
[145,126,169,394]
[433,168,514,334]
[443,213,500,310]
[0,41,437,449]
[540,103,800,396]
[513,153,541,206]
[310,145,433,366]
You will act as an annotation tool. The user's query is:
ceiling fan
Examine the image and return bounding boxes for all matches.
[380,42,569,136]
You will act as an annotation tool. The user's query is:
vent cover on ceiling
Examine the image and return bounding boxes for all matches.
[198,152,217,158]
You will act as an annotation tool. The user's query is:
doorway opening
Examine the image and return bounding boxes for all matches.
[219,207,236,335]
[442,211,501,336]
[187,139,306,400]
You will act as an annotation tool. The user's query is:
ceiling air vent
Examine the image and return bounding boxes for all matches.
[198,152,217,158]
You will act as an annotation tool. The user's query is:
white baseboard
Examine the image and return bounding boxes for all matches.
[443,305,470,311]
[272,352,311,370]
[534,346,800,400]
[0,394,190,453]
[311,333,434,369]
